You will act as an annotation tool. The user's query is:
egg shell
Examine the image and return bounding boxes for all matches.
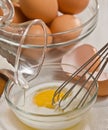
[19,0,58,23]
[97,72,108,96]
[61,44,101,73]
[50,14,82,43]
[58,0,89,14]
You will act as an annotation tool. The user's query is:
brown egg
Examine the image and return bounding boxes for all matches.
[22,24,52,61]
[22,47,46,64]
[19,0,58,24]
[97,72,108,96]
[61,44,101,73]
[58,0,89,14]
[0,74,8,96]
[0,8,3,16]
[24,24,52,45]
[11,0,19,2]
[50,14,82,43]
[12,3,27,23]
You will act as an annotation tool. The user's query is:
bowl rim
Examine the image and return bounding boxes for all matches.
[4,63,98,117]
[1,0,99,48]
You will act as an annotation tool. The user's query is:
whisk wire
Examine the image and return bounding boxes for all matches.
[53,43,108,110]
[76,57,108,109]
[53,43,108,104]
[59,47,107,105]
[59,56,107,110]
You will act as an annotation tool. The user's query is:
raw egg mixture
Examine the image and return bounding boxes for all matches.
[16,82,89,115]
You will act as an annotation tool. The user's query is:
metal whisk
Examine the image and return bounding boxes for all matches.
[52,43,108,111]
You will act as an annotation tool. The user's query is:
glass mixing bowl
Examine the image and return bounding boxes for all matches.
[4,63,98,130]
[0,0,99,62]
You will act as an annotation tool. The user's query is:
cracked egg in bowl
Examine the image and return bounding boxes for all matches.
[4,63,98,130]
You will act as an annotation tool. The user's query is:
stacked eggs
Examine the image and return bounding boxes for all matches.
[8,0,90,45]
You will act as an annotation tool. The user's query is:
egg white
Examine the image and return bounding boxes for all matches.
[16,81,88,115]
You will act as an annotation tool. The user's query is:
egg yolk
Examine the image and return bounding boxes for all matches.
[33,88,64,109]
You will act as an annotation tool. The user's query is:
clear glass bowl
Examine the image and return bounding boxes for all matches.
[0,0,99,62]
[4,63,98,130]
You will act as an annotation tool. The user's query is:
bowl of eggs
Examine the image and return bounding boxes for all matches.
[4,63,98,130]
[0,0,99,62]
